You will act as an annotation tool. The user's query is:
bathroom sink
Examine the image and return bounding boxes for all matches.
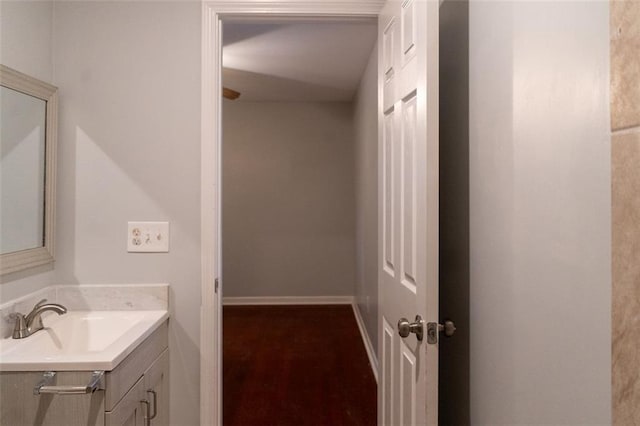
[0,310,168,371]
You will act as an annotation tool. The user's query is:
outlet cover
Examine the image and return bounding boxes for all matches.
[127,221,169,253]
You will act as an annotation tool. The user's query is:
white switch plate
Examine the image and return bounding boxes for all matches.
[127,221,169,253]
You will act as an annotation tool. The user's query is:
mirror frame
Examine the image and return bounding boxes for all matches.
[0,64,57,275]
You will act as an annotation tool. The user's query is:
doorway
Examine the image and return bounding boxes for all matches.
[201,2,443,425]
[220,17,379,425]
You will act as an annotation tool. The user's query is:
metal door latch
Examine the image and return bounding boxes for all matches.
[426,320,456,344]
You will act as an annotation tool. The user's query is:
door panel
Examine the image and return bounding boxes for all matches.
[401,93,418,292]
[378,0,439,425]
[381,318,395,426]
[383,109,396,275]
[401,1,416,61]
[383,20,396,113]
[399,341,417,426]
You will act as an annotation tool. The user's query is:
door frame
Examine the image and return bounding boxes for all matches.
[200,1,384,425]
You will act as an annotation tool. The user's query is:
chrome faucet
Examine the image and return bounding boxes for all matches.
[11,299,67,339]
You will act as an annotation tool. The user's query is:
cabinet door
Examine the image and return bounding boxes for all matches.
[143,349,169,426]
[105,377,145,426]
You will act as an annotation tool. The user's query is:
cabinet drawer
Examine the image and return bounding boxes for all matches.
[104,377,145,426]
[0,371,106,426]
[105,321,168,411]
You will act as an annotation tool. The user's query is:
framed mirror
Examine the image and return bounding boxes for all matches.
[0,64,57,275]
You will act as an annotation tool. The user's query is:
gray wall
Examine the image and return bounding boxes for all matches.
[0,0,53,83]
[353,45,378,355]
[469,1,611,423]
[222,101,355,298]
[52,2,201,424]
[0,0,57,301]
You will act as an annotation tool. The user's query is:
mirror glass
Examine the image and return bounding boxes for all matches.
[0,86,47,254]
[0,64,57,275]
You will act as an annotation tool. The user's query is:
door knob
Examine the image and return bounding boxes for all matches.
[426,320,457,344]
[397,315,424,341]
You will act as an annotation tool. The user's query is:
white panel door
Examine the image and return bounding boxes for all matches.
[378,0,439,425]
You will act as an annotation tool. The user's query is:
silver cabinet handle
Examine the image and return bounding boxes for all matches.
[141,399,151,426]
[34,371,104,395]
[147,389,158,420]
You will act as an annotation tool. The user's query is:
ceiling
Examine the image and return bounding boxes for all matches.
[222,19,377,102]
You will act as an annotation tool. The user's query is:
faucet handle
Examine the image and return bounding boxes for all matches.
[10,313,28,339]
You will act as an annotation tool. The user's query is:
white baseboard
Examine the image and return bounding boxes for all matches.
[352,302,379,383]
[222,295,354,305]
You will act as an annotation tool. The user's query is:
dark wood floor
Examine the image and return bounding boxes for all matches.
[223,305,377,426]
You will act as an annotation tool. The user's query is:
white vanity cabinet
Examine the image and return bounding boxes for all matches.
[0,321,169,426]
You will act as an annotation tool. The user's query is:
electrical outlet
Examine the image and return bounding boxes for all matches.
[127,222,169,253]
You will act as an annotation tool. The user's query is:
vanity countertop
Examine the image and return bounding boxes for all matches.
[0,310,169,372]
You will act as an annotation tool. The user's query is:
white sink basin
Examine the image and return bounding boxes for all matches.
[0,310,168,371]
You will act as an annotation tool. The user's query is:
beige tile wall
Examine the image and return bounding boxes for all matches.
[611,1,640,424]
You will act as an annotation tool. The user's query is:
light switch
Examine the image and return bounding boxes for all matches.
[127,221,169,253]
